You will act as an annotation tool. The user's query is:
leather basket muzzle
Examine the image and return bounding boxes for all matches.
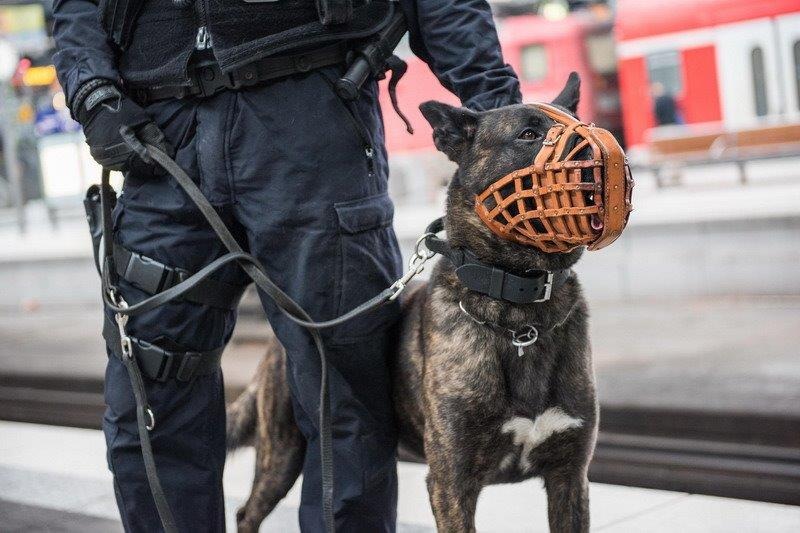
[475,103,633,253]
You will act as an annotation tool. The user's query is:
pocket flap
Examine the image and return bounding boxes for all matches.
[334,193,394,234]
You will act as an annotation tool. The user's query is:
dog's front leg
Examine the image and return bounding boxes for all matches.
[423,418,484,533]
[425,470,481,533]
[543,469,589,533]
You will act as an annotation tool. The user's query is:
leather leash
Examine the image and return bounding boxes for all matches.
[100,133,566,532]
[99,135,434,533]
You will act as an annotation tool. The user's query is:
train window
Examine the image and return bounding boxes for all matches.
[646,51,682,96]
[793,40,800,112]
[751,46,768,117]
[520,44,548,82]
[585,33,616,75]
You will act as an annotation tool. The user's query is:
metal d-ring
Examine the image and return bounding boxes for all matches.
[511,325,539,348]
[411,232,436,268]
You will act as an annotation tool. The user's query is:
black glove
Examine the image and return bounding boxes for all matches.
[74,81,173,176]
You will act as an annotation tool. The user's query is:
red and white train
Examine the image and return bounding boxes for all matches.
[380,1,800,159]
[380,6,621,155]
[616,0,800,152]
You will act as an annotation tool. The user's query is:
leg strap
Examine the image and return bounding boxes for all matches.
[113,243,247,310]
[103,317,223,382]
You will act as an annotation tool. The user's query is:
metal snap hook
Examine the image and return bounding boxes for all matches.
[145,407,156,431]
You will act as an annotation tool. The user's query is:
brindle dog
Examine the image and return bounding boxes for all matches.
[227,73,598,533]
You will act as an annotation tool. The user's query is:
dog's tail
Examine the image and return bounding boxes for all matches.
[226,380,257,451]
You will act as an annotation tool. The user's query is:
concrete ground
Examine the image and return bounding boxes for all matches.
[1,295,798,414]
[1,421,798,533]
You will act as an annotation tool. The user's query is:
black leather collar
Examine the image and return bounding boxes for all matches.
[424,218,570,304]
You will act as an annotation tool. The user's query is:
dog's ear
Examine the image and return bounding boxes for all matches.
[419,101,478,162]
[551,72,581,115]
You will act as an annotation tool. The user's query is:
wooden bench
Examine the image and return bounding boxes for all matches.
[640,122,800,186]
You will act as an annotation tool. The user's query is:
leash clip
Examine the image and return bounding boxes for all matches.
[389,232,436,301]
[110,289,134,360]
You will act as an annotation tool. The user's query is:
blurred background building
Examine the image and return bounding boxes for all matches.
[1,0,799,529]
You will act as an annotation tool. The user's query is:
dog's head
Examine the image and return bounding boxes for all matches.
[420,72,585,272]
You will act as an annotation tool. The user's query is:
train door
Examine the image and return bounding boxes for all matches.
[714,18,783,128]
[776,12,800,121]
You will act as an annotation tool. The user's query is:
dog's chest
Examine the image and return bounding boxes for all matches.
[492,407,583,477]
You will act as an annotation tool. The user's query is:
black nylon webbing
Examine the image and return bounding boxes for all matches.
[316,0,353,25]
[112,243,246,310]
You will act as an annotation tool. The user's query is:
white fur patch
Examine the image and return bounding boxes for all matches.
[501,408,583,472]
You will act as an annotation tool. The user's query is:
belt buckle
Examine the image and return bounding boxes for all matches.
[149,346,176,382]
[195,61,237,97]
[124,251,168,294]
[161,266,190,291]
[176,352,202,382]
[534,272,554,303]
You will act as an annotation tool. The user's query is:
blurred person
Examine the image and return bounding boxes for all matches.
[651,81,682,125]
[51,1,521,532]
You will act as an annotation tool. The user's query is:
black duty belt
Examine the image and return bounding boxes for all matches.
[129,43,348,104]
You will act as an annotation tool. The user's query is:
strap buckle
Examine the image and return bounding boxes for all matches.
[175,352,202,382]
[123,250,189,294]
[150,349,201,382]
[542,124,565,147]
[124,251,168,293]
[148,345,176,382]
[534,272,555,303]
[194,60,240,98]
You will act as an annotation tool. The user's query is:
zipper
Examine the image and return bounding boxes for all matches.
[343,99,375,176]
[319,71,376,176]
[195,26,212,50]
[364,145,375,176]
[195,1,211,50]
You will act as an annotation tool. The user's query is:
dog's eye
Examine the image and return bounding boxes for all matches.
[518,128,540,141]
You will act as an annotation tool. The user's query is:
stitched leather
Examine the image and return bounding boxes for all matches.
[475,102,634,253]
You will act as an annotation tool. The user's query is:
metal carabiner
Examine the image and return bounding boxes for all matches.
[389,232,437,301]
[111,292,134,360]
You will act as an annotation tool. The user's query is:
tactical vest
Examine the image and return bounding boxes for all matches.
[103,0,393,86]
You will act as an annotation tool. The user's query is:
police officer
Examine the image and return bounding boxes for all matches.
[52,1,521,531]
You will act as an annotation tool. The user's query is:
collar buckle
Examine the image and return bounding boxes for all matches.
[534,272,554,303]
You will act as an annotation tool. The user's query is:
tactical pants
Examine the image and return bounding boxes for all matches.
[102,67,402,532]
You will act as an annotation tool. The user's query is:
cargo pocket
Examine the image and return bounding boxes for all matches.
[333,192,402,343]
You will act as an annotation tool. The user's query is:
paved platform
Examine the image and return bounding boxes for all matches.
[1,421,798,532]
[1,295,798,415]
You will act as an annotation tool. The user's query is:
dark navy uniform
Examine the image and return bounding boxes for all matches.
[52,1,520,531]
